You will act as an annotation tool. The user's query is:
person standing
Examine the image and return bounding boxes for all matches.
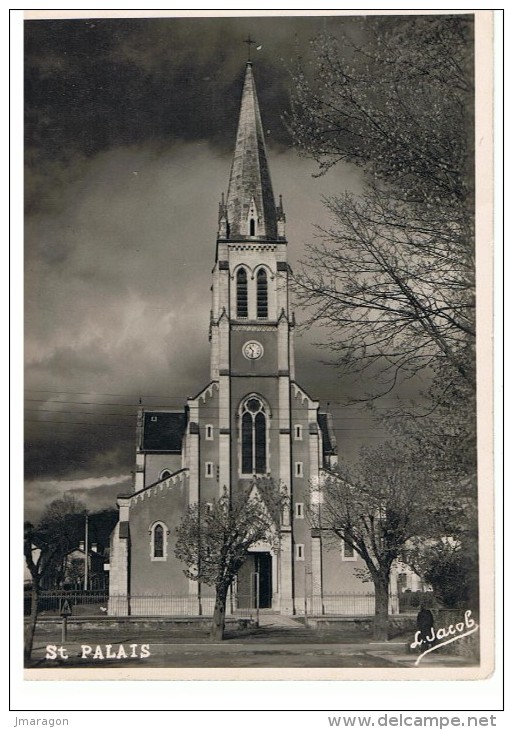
[416,604,435,650]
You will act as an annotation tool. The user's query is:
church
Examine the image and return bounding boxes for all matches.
[108,60,375,616]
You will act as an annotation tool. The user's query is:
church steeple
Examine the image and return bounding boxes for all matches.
[222,62,283,241]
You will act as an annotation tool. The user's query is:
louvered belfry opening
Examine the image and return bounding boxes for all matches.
[256,268,268,319]
[236,268,248,318]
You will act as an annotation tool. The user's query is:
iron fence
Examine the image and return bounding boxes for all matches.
[107,592,259,617]
[24,590,109,616]
[26,590,423,618]
[105,592,383,617]
[306,593,377,616]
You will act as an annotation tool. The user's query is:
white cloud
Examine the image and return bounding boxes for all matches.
[24,474,132,523]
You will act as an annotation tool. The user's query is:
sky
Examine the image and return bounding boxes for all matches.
[24,13,433,523]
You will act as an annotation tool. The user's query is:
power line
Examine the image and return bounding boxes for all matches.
[24,419,135,429]
[22,408,398,425]
[24,388,427,409]
[22,420,414,435]
[25,398,145,407]
[24,408,136,418]
[24,388,185,398]
[23,400,431,417]
[22,408,443,424]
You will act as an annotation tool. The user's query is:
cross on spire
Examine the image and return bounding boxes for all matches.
[244,34,257,62]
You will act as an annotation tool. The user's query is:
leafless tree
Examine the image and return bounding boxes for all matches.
[313,442,458,640]
[24,495,86,660]
[287,15,475,398]
[175,479,286,640]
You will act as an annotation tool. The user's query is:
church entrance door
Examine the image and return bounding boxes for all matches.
[236,552,272,609]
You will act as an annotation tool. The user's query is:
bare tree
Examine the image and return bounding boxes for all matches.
[288,16,473,210]
[313,443,454,640]
[287,16,475,398]
[24,495,86,661]
[288,17,478,633]
[294,185,475,395]
[175,479,286,641]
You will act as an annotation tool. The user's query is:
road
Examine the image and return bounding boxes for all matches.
[24,614,478,670]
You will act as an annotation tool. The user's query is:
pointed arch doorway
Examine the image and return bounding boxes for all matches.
[237,551,273,609]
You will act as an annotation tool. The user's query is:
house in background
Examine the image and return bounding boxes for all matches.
[24,541,109,590]
[59,541,108,590]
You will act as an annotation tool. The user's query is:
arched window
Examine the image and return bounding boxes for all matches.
[160,469,171,481]
[256,268,268,319]
[154,525,164,557]
[241,396,268,475]
[249,218,256,236]
[150,521,168,561]
[236,268,248,318]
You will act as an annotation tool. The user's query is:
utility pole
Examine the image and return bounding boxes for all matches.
[84,513,89,592]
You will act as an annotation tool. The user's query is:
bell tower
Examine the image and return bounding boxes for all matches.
[211,60,290,373]
[209,60,296,611]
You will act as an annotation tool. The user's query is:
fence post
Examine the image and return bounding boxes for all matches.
[304,563,312,627]
[256,576,260,628]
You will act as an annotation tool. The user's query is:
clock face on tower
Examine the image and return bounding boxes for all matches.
[242,340,264,360]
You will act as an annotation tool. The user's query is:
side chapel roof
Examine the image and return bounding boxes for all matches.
[141,411,186,452]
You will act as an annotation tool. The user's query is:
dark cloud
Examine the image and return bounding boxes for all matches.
[24,16,347,170]
[24,14,423,521]
[24,137,365,501]
[25,14,381,217]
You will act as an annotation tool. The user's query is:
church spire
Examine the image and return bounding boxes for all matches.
[224,62,280,241]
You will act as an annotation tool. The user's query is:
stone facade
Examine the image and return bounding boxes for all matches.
[109,62,375,616]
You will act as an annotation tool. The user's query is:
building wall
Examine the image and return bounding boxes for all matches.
[289,389,315,599]
[143,453,183,488]
[322,540,371,593]
[196,386,221,503]
[128,474,189,596]
[109,523,129,596]
[230,329,279,374]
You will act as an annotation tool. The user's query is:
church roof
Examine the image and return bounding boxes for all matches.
[141,411,186,452]
[225,62,278,240]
